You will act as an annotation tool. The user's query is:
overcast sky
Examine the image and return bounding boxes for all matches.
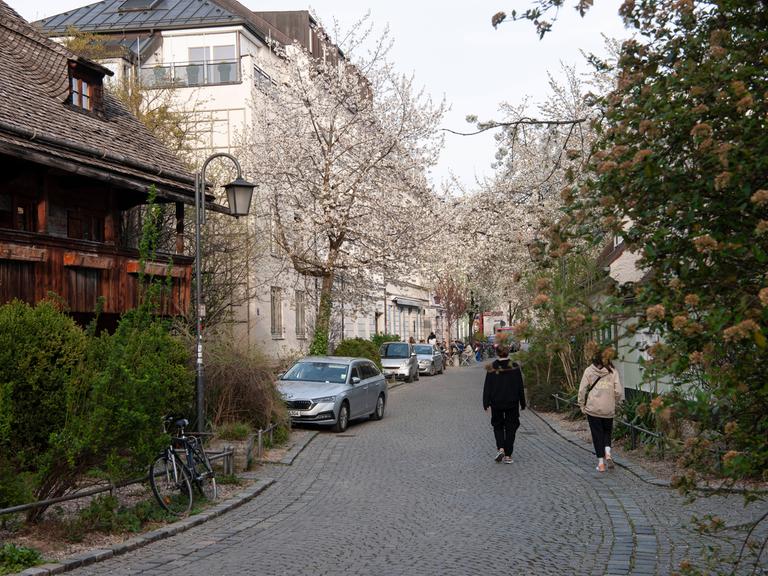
[10,0,628,189]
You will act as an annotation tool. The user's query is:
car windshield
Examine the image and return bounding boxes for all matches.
[414,345,433,355]
[282,362,348,384]
[380,342,410,358]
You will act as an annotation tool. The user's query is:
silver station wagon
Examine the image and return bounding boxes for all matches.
[277,356,388,433]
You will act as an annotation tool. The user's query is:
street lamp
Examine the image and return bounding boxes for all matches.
[194,153,256,432]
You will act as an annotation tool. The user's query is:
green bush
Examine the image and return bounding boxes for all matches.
[68,495,170,541]
[0,297,194,522]
[215,421,253,441]
[0,543,42,575]
[263,423,290,449]
[333,338,381,366]
[515,346,567,411]
[205,343,287,430]
[0,299,86,474]
[370,333,400,348]
[0,458,32,511]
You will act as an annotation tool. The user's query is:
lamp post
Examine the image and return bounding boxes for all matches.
[194,152,255,433]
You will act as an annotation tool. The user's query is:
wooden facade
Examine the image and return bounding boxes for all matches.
[0,0,198,328]
[0,158,192,324]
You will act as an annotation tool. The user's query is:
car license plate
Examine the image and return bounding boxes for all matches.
[288,410,302,417]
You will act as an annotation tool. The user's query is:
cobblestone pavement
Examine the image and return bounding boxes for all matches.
[66,365,766,576]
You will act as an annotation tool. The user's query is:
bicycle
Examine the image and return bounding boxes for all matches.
[149,416,217,516]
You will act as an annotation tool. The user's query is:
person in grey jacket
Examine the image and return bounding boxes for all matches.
[483,346,526,463]
[578,351,624,473]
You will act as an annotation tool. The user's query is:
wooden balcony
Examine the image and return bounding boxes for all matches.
[0,229,192,318]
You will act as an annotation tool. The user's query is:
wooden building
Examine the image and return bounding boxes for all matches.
[0,1,197,328]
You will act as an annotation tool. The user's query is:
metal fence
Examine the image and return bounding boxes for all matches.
[551,393,665,455]
[0,448,234,518]
[139,59,241,88]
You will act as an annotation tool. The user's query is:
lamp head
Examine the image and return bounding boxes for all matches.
[224,177,256,217]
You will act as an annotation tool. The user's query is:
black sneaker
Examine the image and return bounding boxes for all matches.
[494,449,504,462]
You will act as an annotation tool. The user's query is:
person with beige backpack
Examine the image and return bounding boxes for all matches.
[578,350,624,473]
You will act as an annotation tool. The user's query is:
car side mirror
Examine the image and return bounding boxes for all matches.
[351,376,361,384]
[276,372,284,380]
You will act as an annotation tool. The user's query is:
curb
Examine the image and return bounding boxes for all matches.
[14,477,276,576]
[528,408,671,488]
[277,430,318,465]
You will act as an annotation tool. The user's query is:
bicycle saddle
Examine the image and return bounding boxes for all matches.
[165,416,189,428]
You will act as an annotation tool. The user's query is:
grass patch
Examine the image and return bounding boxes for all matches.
[263,424,290,450]
[0,543,42,575]
[215,421,253,441]
[216,474,242,486]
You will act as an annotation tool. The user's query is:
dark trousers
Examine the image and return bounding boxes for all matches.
[587,415,614,458]
[490,407,520,456]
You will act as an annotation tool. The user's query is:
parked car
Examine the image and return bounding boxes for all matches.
[414,343,444,376]
[379,341,419,382]
[277,356,387,433]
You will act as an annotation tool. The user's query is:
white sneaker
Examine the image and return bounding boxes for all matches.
[494,449,504,462]
[503,456,514,464]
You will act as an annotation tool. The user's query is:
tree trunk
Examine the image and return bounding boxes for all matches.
[309,272,334,355]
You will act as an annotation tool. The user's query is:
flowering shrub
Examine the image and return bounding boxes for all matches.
[565,0,768,484]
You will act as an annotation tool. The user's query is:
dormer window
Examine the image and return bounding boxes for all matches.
[71,76,92,110]
[68,61,105,114]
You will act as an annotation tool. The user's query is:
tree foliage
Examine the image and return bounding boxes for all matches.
[566,0,768,485]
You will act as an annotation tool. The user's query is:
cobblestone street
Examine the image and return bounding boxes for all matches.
[66,365,766,576]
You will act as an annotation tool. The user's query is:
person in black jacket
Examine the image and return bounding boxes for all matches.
[482,345,526,463]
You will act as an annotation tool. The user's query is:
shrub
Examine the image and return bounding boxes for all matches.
[215,421,253,441]
[0,543,42,575]
[205,344,287,430]
[52,308,193,499]
[68,495,170,541]
[0,299,86,474]
[370,333,400,348]
[0,297,194,522]
[333,338,381,366]
[515,346,566,411]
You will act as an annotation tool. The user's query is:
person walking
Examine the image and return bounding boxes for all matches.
[427,331,437,345]
[482,345,526,463]
[578,351,624,472]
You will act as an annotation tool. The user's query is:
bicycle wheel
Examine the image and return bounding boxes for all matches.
[190,445,217,501]
[149,453,193,516]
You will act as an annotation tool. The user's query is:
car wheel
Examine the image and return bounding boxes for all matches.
[429,363,436,376]
[370,394,385,420]
[332,402,349,433]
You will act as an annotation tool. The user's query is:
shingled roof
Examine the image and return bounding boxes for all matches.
[0,0,194,203]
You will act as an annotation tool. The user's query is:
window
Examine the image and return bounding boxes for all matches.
[295,290,306,339]
[361,362,380,379]
[70,76,91,111]
[254,65,274,93]
[67,209,104,241]
[271,286,283,337]
[212,45,236,83]
[0,194,36,232]
[118,0,162,11]
[269,210,283,257]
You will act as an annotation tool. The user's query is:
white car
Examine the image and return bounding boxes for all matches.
[379,342,419,382]
[414,343,444,376]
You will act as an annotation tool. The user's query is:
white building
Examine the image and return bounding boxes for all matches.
[39,0,438,356]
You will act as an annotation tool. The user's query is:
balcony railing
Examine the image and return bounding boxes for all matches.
[140,59,241,88]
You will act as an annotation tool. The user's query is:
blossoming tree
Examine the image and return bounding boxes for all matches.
[243,19,445,354]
